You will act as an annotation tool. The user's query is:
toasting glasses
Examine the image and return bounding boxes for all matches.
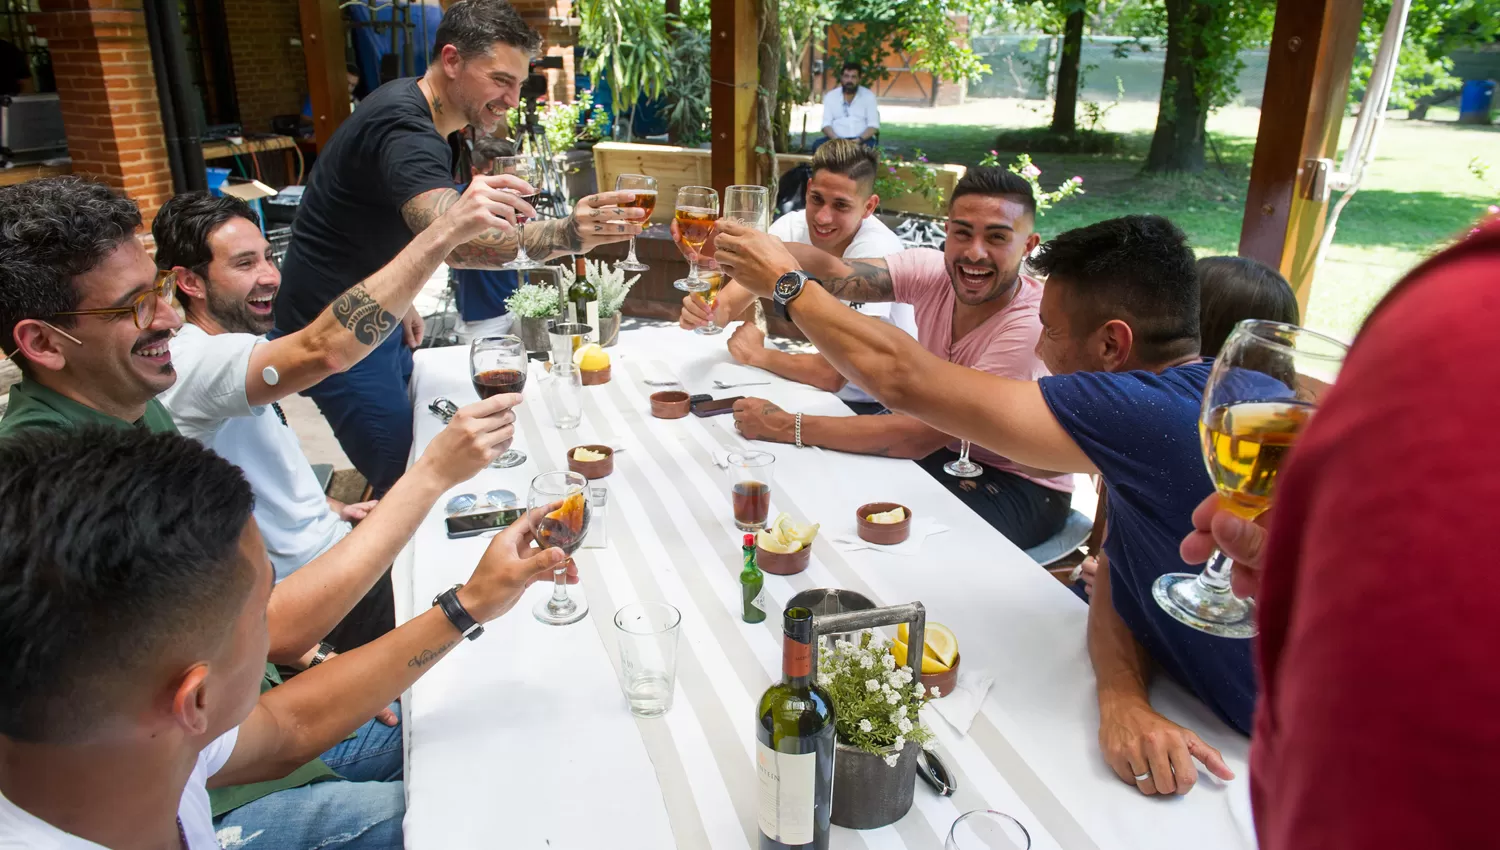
[673,186,719,293]
[1151,319,1348,638]
[615,174,657,272]
[531,471,592,626]
[469,335,528,469]
[487,154,545,271]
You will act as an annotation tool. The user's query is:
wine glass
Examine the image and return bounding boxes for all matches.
[615,174,657,272]
[531,470,592,626]
[946,811,1031,850]
[722,184,769,231]
[673,185,719,293]
[944,440,982,478]
[1152,319,1348,638]
[470,335,528,469]
[694,269,727,336]
[489,154,545,271]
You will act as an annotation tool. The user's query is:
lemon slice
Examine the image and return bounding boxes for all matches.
[786,521,820,546]
[866,507,906,524]
[893,638,950,674]
[769,513,794,545]
[756,530,802,554]
[573,447,607,462]
[896,622,959,668]
[573,343,606,368]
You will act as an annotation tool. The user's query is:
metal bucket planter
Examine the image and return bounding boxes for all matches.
[598,312,621,347]
[831,739,921,829]
[517,314,556,353]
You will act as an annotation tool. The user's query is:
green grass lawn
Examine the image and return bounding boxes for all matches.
[870,99,1498,340]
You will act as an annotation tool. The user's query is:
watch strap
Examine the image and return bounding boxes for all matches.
[434,584,484,641]
[308,640,335,667]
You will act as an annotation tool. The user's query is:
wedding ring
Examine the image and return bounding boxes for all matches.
[1133,771,1151,782]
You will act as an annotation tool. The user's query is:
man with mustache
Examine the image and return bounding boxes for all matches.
[816,61,880,152]
[726,166,1074,551]
[273,0,645,498]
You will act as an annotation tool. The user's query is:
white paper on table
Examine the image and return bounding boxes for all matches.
[928,669,995,735]
[829,516,949,556]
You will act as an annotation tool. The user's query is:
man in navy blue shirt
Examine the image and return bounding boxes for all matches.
[714,213,1246,798]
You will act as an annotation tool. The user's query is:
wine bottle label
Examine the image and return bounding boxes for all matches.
[751,587,769,615]
[756,741,817,845]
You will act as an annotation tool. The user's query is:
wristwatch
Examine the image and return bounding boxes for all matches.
[307,640,335,667]
[773,270,814,321]
[433,584,484,641]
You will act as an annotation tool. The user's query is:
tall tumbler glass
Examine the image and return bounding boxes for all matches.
[727,450,775,531]
[613,602,682,718]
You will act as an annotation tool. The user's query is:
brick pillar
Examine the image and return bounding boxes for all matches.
[34,0,175,227]
[224,0,307,133]
[510,0,577,103]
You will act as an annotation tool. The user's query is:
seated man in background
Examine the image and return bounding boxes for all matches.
[679,139,913,414]
[0,175,521,844]
[724,166,1073,551]
[817,61,879,151]
[716,213,1246,796]
[0,427,572,849]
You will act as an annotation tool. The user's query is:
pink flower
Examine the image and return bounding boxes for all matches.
[989,149,998,155]
[888,166,897,174]
[1489,205,1500,215]
[1071,175,1083,184]
[1021,164,1041,179]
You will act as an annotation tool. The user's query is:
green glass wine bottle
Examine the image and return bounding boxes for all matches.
[741,533,767,624]
[756,607,835,850]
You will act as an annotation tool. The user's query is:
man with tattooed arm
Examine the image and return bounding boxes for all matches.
[273,0,644,495]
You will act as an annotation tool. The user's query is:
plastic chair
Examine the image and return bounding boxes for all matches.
[1024,509,1093,567]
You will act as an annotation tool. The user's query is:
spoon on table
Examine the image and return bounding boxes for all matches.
[713,379,770,389]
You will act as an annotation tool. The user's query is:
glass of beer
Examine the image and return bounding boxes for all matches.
[488,154,545,271]
[615,174,657,272]
[1151,319,1347,638]
[694,269,726,336]
[673,185,719,293]
[469,335,528,469]
[727,450,775,530]
[722,184,769,231]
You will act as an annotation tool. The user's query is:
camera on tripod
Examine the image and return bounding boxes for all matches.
[521,55,565,103]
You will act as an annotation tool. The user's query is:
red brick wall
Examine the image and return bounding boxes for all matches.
[509,0,576,102]
[223,0,306,133]
[34,0,174,228]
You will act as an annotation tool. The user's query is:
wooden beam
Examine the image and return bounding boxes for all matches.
[1238,0,1364,314]
[299,0,351,151]
[709,0,759,193]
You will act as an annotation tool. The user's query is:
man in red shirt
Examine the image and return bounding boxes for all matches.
[1181,219,1500,848]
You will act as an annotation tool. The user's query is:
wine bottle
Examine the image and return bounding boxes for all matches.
[741,533,767,624]
[757,607,835,850]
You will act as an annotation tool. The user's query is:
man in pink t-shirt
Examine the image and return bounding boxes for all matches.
[730,167,1073,549]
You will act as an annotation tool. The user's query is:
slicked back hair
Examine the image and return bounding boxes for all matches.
[948,166,1036,221]
[435,0,542,60]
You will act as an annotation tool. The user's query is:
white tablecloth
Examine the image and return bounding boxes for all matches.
[395,325,1255,850]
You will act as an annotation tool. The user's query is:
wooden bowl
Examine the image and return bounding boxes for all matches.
[650,390,691,419]
[756,542,811,576]
[567,444,614,479]
[581,365,611,386]
[856,502,912,545]
[921,652,960,699]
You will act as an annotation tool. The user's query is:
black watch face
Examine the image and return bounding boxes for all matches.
[775,272,805,301]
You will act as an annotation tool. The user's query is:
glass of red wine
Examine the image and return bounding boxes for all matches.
[470,335,528,469]
[531,471,591,626]
[490,154,545,271]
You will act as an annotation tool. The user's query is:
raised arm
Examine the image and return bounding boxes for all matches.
[402,188,645,269]
[782,243,897,303]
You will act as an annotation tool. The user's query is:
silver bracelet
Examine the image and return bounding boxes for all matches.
[795,412,803,448]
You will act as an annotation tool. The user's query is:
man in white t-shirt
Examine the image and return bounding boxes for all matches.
[0,427,572,849]
[678,140,912,412]
[816,61,879,151]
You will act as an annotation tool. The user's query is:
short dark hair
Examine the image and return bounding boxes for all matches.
[0,177,141,363]
[812,139,878,196]
[1031,214,1200,363]
[948,166,1036,220]
[1196,255,1299,358]
[841,61,862,75]
[152,191,261,277]
[435,0,542,60]
[0,427,257,743]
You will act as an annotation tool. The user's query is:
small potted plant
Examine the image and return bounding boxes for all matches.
[505,282,561,352]
[561,259,638,348]
[818,632,935,829]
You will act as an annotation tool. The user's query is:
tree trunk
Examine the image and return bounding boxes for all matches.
[1050,8,1085,135]
[756,0,782,187]
[1144,0,1212,173]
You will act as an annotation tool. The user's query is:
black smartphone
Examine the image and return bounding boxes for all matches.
[445,507,526,539]
[691,396,744,417]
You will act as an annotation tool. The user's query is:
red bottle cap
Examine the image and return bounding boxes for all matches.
[743,533,755,548]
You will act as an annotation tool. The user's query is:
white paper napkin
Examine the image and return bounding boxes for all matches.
[928,669,994,735]
[828,516,949,557]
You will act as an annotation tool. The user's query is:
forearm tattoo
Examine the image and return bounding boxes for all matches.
[331,284,398,346]
[523,218,587,259]
[408,638,457,670]
[820,260,895,302]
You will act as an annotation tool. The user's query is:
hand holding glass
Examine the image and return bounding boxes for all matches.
[531,471,591,625]
[615,174,657,271]
[488,154,544,271]
[673,186,719,293]
[469,335,528,469]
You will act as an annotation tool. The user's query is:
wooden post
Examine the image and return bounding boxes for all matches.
[709,0,759,193]
[1237,0,1363,313]
[299,0,351,151]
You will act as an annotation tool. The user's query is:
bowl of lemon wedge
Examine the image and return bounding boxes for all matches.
[572,343,612,386]
[892,621,960,698]
[856,502,912,546]
[755,512,820,575]
[567,444,613,479]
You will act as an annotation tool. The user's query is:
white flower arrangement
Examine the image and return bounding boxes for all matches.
[560,258,640,318]
[819,631,935,760]
[504,282,560,319]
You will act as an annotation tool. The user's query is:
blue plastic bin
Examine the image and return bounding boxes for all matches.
[1459,79,1495,125]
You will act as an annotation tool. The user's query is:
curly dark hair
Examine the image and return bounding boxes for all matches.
[435,0,542,60]
[152,190,261,276]
[0,427,256,743]
[1031,214,1200,364]
[0,176,142,362]
[948,166,1036,219]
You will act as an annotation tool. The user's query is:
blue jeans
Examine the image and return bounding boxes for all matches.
[213,704,406,849]
[300,331,415,497]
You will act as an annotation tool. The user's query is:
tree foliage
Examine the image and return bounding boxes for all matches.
[1352,0,1500,110]
[575,0,675,134]
[821,0,993,85]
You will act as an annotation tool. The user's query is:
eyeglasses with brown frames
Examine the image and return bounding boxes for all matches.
[50,268,178,331]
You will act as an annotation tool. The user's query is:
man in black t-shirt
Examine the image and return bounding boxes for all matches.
[275,0,643,494]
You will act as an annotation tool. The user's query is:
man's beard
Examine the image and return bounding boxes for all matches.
[206,280,275,335]
[842,82,857,95]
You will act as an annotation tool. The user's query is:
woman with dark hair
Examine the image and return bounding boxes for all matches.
[1196,255,1300,358]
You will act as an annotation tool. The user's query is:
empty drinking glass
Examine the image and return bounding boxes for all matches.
[944,440,982,478]
[722,184,769,231]
[613,602,682,718]
[541,363,583,430]
[946,811,1031,850]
